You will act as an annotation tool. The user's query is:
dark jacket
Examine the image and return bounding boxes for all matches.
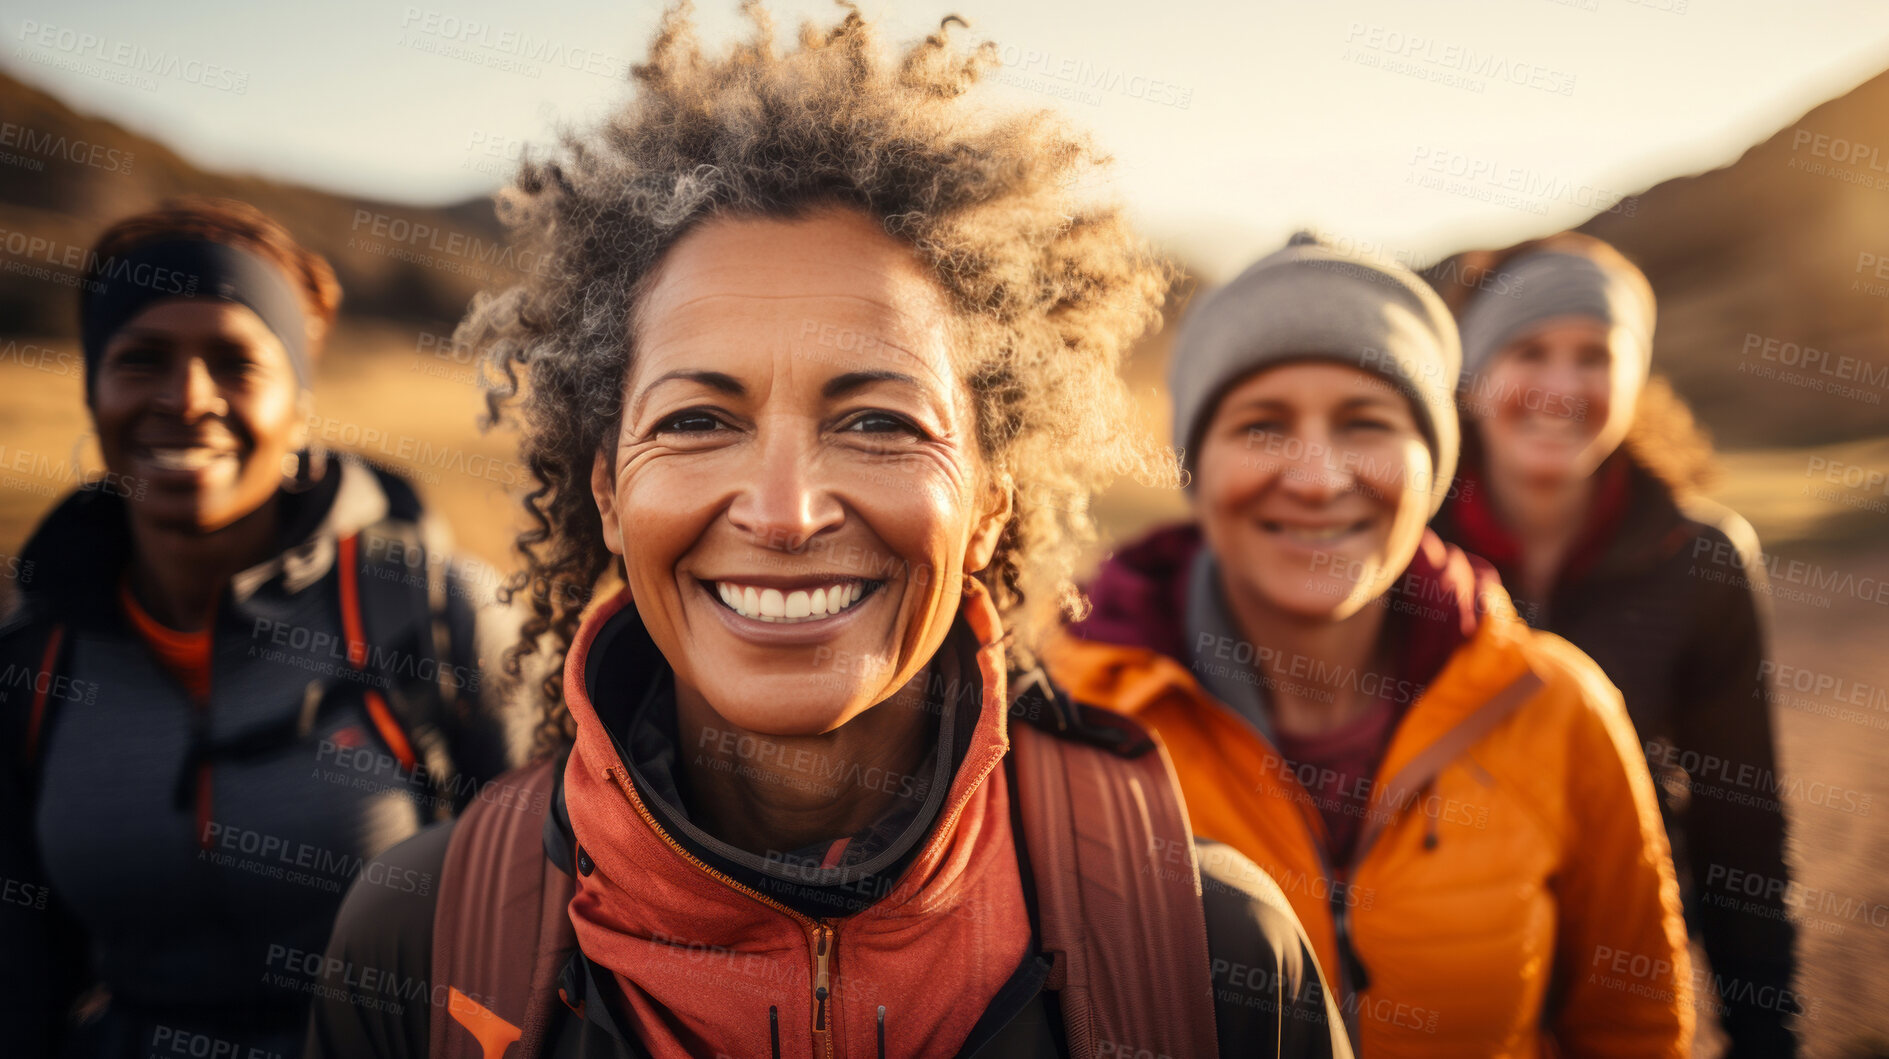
[0,454,534,1059]
[1433,452,1800,1056]
[304,587,1355,1058]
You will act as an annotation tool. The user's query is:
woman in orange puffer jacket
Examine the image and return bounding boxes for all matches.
[1049,233,1693,1058]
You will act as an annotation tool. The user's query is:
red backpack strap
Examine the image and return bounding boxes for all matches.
[1011,705,1220,1058]
[21,622,67,769]
[429,756,576,1059]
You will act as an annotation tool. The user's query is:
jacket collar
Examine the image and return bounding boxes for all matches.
[560,577,1018,917]
[1056,523,1538,840]
[557,580,1029,1058]
[1077,522,1498,720]
[1437,450,1688,597]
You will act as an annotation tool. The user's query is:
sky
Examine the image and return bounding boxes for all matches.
[7,0,1889,282]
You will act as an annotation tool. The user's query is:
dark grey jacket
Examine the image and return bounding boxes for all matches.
[1434,453,1799,1057]
[0,455,533,1059]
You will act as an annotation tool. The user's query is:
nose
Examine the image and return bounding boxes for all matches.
[154,356,226,421]
[1272,427,1352,505]
[724,416,845,552]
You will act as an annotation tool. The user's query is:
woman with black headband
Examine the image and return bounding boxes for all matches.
[0,198,532,1058]
[1428,233,1800,1057]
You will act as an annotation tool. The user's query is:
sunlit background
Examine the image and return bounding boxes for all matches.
[3,3,1888,1056]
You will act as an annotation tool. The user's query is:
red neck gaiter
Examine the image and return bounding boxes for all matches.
[560,585,1031,1058]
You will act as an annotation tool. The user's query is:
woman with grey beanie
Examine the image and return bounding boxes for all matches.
[1429,232,1799,1058]
[1049,231,1693,1057]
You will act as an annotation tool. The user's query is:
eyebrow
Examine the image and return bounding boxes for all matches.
[822,369,922,399]
[1225,393,1405,415]
[1336,394,1403,412]
[629,369,745,421]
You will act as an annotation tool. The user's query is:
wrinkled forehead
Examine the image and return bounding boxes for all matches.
[631,212,960,388]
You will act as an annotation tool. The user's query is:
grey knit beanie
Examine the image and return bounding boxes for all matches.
[1169,231,1462,514]
[1457,249,1655,383]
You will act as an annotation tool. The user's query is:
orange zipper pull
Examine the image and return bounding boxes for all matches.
[812,923,834,1033]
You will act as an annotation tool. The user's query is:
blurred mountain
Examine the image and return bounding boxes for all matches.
[0,70,508,335]
[1429,69,1889,449]
[7,62,1889,450]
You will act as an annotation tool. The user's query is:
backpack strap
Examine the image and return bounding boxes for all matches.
[429,756,576,1059]
[20,622,67,772]
[1008,673,1220,1059]
[339,526,463,816]
[3,612,71,792]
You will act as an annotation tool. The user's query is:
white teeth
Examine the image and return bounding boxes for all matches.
[784,590,811,619]
[711,579,874,623]
[1278,524,1355,542]
[148,447,227,471]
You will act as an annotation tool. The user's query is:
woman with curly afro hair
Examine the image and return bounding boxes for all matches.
[306,5,1352,1057]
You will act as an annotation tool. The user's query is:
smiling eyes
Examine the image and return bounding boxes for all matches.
[653,407,928,441]
[1510,342,1612,371]
[1244,415,1396,438]
[106,342,275,383]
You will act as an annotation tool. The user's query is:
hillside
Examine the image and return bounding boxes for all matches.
[1427,68,1889,449]
[0,71,508,335]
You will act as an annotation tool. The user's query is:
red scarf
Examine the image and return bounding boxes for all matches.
[560,584,1031,1058]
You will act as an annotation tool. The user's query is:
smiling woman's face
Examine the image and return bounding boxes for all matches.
[1471,314,1640,486]
[1191,362,1434,623]
[91,297,307,534]
[591,209,1010,737]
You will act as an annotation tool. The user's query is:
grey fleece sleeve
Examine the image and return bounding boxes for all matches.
[438,555,536,800]
[303,821,453,1059]
[1197,838,1356,1059]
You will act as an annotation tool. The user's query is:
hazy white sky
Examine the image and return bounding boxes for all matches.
[7,0,1889,281]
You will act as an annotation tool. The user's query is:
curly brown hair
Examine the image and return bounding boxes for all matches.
[83,196,343,353]
[463,2,1174,752]
[1427,230,1717,497]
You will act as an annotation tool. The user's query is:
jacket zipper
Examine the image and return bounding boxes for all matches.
[813,923,836,1058]
[609,766,842,1057]
[1194,698,1366,986]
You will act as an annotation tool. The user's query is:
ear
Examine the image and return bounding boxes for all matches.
[963,469,1013,574]
[591,448,624,557]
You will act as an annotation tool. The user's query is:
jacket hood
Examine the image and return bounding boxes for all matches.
[557,581,1031,1058]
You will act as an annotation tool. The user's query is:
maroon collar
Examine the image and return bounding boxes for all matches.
[1445,453,1633,594]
